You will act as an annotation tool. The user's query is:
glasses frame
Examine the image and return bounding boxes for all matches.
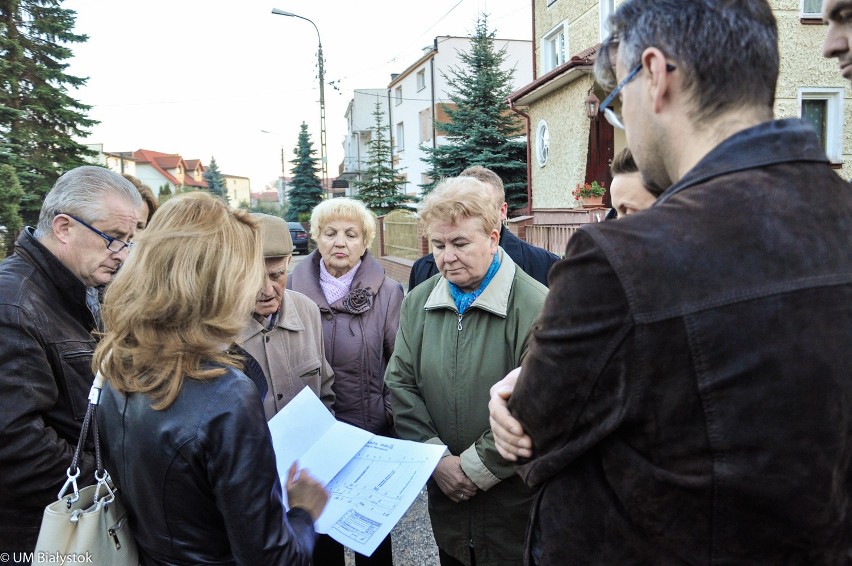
[598,62,677,130]
[56,211,134,253]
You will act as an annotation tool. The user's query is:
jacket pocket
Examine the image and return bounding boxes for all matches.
[54,341,95,421]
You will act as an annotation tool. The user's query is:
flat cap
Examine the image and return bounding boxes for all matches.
[251,213,293,258]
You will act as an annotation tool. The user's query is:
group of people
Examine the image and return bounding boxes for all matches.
[1,0,850,565]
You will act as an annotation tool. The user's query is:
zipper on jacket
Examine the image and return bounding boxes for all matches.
[457,313,463,332]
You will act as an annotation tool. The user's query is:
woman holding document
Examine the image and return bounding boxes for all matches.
[95,192,328,565]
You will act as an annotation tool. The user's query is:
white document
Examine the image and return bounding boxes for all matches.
[268,387,445,556]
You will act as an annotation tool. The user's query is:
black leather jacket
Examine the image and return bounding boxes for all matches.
[0,228,97,552]
[98,365,317,565]
[408,225,559,291]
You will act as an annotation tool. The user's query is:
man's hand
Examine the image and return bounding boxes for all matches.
[432,456,479,503]
[285,462,329,521]
[489,367,533,461]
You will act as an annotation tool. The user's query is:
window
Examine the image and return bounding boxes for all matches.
[801,0,823,17]
[394,86,402,106]
[799,88,844,163]
[536,120,550,167]
[419,107,433,143]
[416,69,426,92]
[395,122,405,152]
[600,0,615,40]
[542,23,567,74]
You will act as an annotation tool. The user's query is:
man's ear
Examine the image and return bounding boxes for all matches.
[642,47,674,114]
[51,214,73,244]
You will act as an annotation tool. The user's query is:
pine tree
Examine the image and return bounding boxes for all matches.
[421,14,528,212]
[353,101,413,215]
[286,123,323,221]
[0,163,24,257]
[0,0,98,226]
[202,156,229,203]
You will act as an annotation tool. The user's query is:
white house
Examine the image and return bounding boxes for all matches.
[339,88,389,196]
[386,35,533,196]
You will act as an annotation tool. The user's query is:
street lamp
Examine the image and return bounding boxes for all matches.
[271,8,330,198]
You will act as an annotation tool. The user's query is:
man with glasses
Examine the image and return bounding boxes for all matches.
[490,0,852,563]
[0,166,141,555]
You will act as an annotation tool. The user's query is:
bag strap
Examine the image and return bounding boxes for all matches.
[58,372,107,504]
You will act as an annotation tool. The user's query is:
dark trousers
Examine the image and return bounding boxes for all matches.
[438,547,476,566]
[312,533,393,566]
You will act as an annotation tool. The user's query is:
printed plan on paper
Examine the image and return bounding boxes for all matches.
[268,387,445,556]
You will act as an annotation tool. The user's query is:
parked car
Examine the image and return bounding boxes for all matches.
[288,221,310,255]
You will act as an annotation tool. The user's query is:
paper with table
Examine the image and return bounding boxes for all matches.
[268,387,445,556]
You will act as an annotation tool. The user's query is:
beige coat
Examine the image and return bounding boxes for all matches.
[239,289,334,420]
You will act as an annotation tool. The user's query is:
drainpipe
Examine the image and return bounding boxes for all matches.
[508,99,533,214]
[430,40,437,150]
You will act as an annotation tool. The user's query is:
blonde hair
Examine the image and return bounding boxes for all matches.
[93,191,265,410]
[418,176,500,238]
[309,197,377,247]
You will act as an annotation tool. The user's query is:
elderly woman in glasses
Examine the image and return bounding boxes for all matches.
[385,177,548,566]
[287,197,403,566]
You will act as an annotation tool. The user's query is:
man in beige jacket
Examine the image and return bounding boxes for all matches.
[239,213,334,419]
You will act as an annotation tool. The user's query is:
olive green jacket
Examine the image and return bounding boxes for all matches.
[386,249,547,565]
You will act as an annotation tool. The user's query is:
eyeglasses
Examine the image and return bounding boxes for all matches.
[56,212,134,253]
[598,62,677,130]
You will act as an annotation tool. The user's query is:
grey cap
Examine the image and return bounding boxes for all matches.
[251,213,293,258]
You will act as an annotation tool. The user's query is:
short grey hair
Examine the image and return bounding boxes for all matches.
[35,166,143,238]
[309,197,377,248]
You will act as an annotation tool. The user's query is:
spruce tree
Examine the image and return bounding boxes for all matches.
[0,0,98,226]
[286,123,323,221]
[202,156,228,203]
[0,163,24,257]
[421,14,528,212]
[353,101,412,215]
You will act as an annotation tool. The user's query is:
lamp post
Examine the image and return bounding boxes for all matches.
[271,8,330,198]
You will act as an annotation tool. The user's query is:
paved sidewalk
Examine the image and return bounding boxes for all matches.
[344,488,439,565]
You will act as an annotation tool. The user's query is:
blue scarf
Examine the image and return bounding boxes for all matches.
[448,254,500,314]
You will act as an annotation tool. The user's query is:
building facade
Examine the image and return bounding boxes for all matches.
[339,88,389,196]
[509,0,848,216]
[386,35,533,197]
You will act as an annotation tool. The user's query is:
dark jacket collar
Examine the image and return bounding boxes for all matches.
[657,118,828,205]
[289,249,386,311]
[15,227,93,326]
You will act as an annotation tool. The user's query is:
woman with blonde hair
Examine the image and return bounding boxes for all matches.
[386,176,548,566]
[287,197,403,566]
[95,191,327,565]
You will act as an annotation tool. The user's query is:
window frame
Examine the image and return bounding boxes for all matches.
[800,0,823,18]
[536,120,550,167]
[541,22,567,74]
[798,87,844,164]
[394,86,402,106]
[395,122,405,152]
[416,69,426,92]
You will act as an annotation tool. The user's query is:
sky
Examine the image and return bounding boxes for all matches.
[64,0,532,192]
